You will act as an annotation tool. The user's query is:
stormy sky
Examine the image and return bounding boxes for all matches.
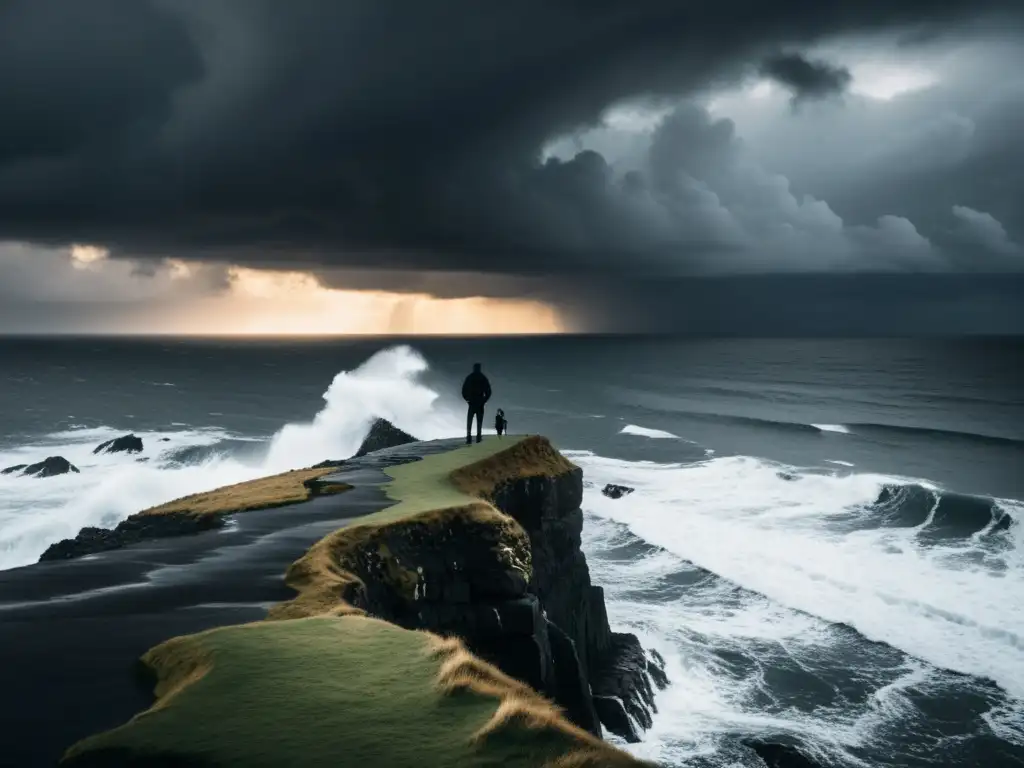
[1,0,1023,333]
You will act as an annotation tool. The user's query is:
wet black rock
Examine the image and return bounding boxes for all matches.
[590,633,666,742]
[93,434,144,455]
[488,471,668,741]
[601,483,634,499]
[2,456,80,478]
[353,419,418,457]
[39,513,224,561]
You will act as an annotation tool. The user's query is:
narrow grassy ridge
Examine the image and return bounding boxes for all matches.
[137,467,351,519]
[62,436,649,768]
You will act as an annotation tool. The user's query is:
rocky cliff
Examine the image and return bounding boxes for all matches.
[285,437,668,742]
[480,461,668,741]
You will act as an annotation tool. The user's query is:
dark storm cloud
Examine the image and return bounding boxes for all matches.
[759,53,853,103]
[560,274,1024,335]
[1,0,1023,279]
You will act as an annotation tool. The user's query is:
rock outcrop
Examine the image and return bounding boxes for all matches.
[39,513,224,561]
[353,418,417,457]
[602,484,634,499]
[1,456,80,478]
[488,469,667,741]
[94,434,144,455]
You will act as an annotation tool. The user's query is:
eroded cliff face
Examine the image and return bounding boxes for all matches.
[489,469,669,742]
[340,463,667,743]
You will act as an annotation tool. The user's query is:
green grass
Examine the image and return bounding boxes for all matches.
[373,435,531,523]
[63,617,644,768]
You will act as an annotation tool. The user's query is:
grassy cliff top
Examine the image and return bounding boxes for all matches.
[136,467,350,519]
[63,616,645,768]
[270,435,573,620]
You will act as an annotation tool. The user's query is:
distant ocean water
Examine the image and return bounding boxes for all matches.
[1,336,1022,767]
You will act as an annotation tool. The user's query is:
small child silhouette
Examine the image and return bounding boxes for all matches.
[494,408,508,437]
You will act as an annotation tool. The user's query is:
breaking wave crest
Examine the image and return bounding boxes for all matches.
[0,345,457,570]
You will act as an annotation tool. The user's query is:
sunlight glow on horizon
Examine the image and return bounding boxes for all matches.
[162,266,567,336]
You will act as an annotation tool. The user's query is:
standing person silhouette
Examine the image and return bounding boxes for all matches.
[461,363,491,444]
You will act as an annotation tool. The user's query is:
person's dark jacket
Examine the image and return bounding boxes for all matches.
[462,370,491,406]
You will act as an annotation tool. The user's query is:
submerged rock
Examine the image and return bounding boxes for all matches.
[353,419,417,457]
[601,483,634,499]
[747,740,824,768]
[2,456,80,478]
[93,434,144,455]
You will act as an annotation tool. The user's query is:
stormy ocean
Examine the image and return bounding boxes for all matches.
[1,336,1022,767]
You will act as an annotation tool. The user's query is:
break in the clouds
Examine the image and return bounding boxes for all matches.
[1,0,1023,332]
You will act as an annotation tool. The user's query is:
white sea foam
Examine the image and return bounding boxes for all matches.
[621,424,682,440]
[813,424,851,434]
[826,459,855,467]
[583,514,910,767]
[569,450,1024,703]
[0,345,459,570]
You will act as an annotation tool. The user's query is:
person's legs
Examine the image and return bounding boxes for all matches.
[474,405,484,443]
[466,404,474,444]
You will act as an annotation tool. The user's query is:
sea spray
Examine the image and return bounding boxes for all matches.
[263,345,457,469]
[0,345,458,570]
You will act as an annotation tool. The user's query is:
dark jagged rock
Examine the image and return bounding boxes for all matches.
[353,419,417,458]
[590,633,661,739]
[93,434,144,455]
[39,513,223,561]
[602,483,634,499]
[593,695,640,743]
[2,456,80,478]
[546,620,601,733]
[484,470,667,741]
[332,508,594,728]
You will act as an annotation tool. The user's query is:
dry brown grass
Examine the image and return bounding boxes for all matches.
[136,635,215,714]
[449,435,577,499]
[425,634,651,768]
[137,467,350,519]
